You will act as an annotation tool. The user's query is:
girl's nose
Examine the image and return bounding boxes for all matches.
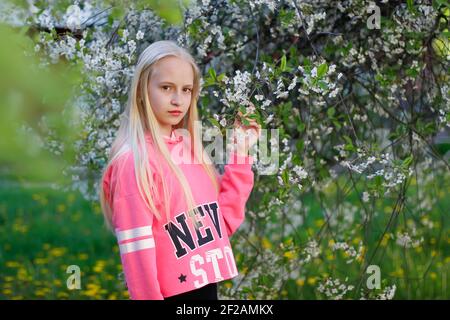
[171,94,181,106]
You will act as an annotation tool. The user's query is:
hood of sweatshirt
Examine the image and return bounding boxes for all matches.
[162,130,184,145]
[144,130,184,145]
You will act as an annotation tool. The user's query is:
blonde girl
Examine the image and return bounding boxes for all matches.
[100,40,260,300]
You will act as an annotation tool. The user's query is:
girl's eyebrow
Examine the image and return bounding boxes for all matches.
[159,81,193,87]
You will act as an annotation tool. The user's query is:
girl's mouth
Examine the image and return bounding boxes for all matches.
[168,111,182,116]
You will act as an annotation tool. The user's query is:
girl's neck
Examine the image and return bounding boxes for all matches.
[160,126,174,138]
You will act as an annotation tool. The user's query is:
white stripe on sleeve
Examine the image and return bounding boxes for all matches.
[119,238,155,255]
[116,226,153,242]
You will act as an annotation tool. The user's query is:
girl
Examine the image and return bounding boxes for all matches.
[100,40,261,300]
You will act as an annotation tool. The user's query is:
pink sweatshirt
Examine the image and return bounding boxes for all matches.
[102,130,254,299]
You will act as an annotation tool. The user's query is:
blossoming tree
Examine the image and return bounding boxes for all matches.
[3,0,449,299]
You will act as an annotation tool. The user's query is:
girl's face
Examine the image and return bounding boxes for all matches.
[148,55,194,137]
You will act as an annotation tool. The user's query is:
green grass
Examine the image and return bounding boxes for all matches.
[0,181,127,299]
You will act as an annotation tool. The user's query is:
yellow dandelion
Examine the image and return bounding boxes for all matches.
[83,283,102,297]
[3,289,12,295]
[307,277,317,285]
[57,292,69,299]
[78,253,89,260]
[314,219,324,227]
[6,261,20,268]
[53,279,62,287]
[93,260,107,273]
[105,274,114,281]
[262,237,272,249]
[17,268,31,281]
[34,289,46,297]
[296,278,305,286]
[67,193,76,204]
[381,234,390,247]
[57,204,66,213]
[283,250,296,260]
[93,204,102,215]
[13,223,28,234]
[389,268,404,277]
[49,247,67,257]
[384,206,393,214]
[34,258,48,265]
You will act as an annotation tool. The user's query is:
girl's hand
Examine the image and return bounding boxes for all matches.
[232,104,262,156]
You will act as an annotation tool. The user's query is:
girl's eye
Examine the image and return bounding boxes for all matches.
[184,88,192,93]
[162,86,170,91]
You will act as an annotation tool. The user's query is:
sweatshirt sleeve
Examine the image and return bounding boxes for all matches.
[218,151,255,238]
[107,153,164,300]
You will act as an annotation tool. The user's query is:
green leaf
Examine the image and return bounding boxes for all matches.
[343,135,355,151]
[217,73,225,82]
[407,0,418,15]
[208,68,217,81]
[332,119,342,130]
[280,54,287,72]
[402,155,413,167]
[318,80,328,90]
[297,122,305,133]
[296,139,305,152]
[317,62,328,78]
[327,107,336,118]
[208,117,220,128]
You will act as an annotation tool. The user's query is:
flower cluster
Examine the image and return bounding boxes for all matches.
[317,276,355,300]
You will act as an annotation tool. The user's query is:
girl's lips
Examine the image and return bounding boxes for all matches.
[168,111,182,116]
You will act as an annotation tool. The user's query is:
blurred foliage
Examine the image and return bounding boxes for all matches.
[0,23,82,182]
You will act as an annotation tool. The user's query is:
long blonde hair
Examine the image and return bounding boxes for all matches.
[99,40,220,232]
